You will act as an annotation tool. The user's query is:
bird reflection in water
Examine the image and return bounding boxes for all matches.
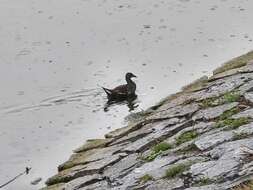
[103,95,139,112]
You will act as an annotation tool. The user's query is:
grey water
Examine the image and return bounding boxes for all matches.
[0,0,253,189]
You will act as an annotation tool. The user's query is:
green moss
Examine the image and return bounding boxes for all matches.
[165,163,190,179]
[213,51,253,75]
[200,91,240,109]
[139,174,153,184]
[222,92,241,103]
[233,132,250,140]
[153,142,173,153]
[200,97,220,108]
[176,130,198,145]
[219,107,240,120]
[216,117,251,130]
[195,177,213,186]
[145,142,173,161]
[145,151,161,162]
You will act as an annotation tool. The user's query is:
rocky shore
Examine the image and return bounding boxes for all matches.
[42,51,253,190]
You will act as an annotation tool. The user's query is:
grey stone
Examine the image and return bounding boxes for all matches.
[58,145,124,171]
[195,130,234,151]
[190,73,253,101]
[74,138,113,153]
[148,103,199,120]
[110,118,180,146]
[46,152,125,185]
[63,174,103,190]
[238,80,253,94]
[193,102,238,121]
[103,153,140,180]
[209,62,253,81]
[235,122,253,135]
[209,138,253,160]
[232,108,253,119]
[244,92,253,103]
[78,180,108,190]
[190,138,253,181]
[123,120,192,153]
[114,155,181,189]
[146,178,184,190]
[185,185,223,190]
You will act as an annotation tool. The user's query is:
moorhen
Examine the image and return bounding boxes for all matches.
[102,72,137,100]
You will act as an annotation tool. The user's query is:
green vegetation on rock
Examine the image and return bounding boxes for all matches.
[194,177,213,186]
[223,92,241,103]
[216,117,251,130]
[145,142,173,161]
[176,130,198,145]
[165,163,190,179]
[139,174,153,184]
[200,91,240,108]
[233,132,250,140]
[219,107,240,120]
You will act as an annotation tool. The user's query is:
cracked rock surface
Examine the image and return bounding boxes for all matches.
[42,55,253,190]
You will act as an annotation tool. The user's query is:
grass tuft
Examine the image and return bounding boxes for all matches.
[215,117,251,130]
[219,107,240,121]
[176,130,198,145]
[194,177,213,186]
[145,142,173,161]
[200,91,240,109]
[165,163,190,179]
[223,92,241,103]
[139,174,153,184]
[233,132,250,140]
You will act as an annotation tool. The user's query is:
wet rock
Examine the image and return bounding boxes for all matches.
[190,73,252,101]
[238,80,253,94]
[59,145,125,171]
[109,124,155,146]
[185,185,220,190]
[114,155,181,189]
[193,102,238,121]
[74,138,113,153]
[104,121,144,139]
[148,103,199,120]
[46,152,126,185]
[62,174,103,190]
[146,178,184,190]
[209,61,253,81]
[103,153,140,180]
[123,120,192,153]
[77,180,108,190]
[190,138,253,182]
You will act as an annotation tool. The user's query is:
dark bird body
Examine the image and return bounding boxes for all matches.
[102,72,137,100]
